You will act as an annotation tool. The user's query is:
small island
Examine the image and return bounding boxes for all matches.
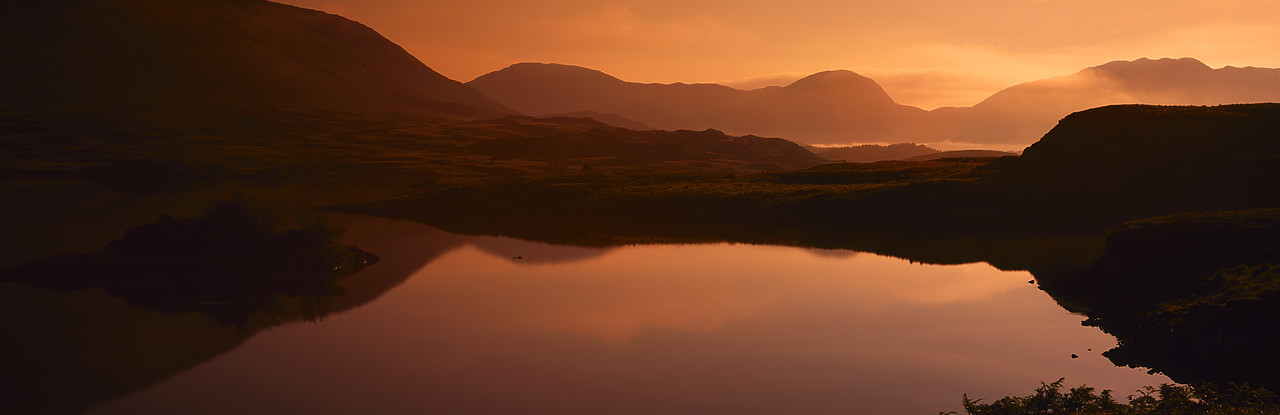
[2,198,378,325]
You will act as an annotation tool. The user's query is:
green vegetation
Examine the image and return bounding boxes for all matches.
[949,379,1280,415]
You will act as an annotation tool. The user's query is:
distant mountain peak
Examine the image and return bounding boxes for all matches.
[783,70,895,103]
[786,70,874,88]
[1089,57,1214,75]
[473,62,624,84]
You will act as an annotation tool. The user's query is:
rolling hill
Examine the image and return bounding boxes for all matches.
[0,0,512,119]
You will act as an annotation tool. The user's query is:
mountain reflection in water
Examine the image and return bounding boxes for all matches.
[80,215,1164,415]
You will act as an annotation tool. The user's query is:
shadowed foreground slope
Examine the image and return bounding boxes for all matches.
[1037,209,1280,391]
[953,210,1280,413]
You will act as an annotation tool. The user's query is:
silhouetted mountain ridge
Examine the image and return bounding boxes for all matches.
[0,0,511,118]
[468,62,926,142]
[936,57,1280,144]
[471,58,1280,146]
[782,70,896,104]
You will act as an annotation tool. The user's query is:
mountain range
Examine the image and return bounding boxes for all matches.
[5,0,1278,153]
[933,57,1280,145]
[469,59,1280,146]
[469,64,927,143]
[0,0,823,179]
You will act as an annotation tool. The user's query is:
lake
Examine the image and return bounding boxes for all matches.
[76,214,1167,415]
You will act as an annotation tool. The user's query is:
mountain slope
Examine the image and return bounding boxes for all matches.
[541,111,655,130]
[468,63,926,143]
[0,0,512,118]
[994,103,1280,181]
[927,58,1280,144]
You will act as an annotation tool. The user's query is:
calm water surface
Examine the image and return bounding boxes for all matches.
[91,215,1167,414]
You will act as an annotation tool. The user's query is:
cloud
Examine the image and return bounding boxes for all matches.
[1145,23,1280,69]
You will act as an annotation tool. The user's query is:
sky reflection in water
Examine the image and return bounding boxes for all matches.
[93,217,1167,415]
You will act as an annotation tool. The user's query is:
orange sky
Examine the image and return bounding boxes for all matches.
[282,0,1280,109]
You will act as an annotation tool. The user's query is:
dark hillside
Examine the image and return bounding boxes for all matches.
[996,104,1280,180]
[0,0,511,118]
[852,104,1280,234]
[1037,209,1280,390]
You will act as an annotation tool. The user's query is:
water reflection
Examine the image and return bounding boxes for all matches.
[86,217,1166,415]
[0,213,470,414]
[470,236,612,264]
[441,243,1027,343]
